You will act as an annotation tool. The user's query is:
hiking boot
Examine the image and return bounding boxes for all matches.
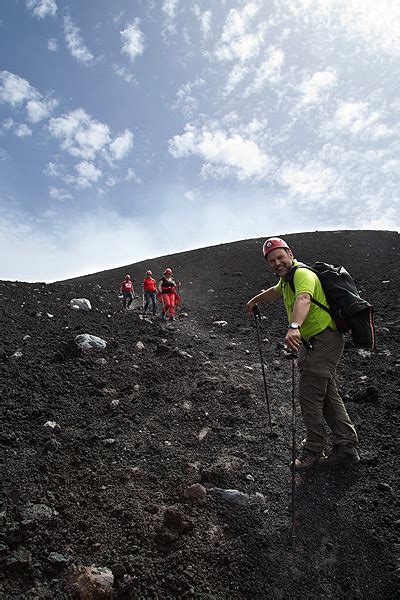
[293,448,321,472]
[169,316,175,321]
[320,444,360,467]
[161,314,166,321]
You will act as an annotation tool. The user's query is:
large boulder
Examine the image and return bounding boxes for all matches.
[70,298,92,311]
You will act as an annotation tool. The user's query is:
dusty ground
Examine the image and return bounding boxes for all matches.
[1,230,399,599]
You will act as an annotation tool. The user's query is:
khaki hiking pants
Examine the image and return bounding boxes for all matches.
[297,329,358,453]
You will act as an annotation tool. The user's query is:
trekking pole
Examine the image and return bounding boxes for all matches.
[253,305,272,430]
[291,351,297,551]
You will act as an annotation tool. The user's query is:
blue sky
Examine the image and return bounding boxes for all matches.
[0,0,399,281]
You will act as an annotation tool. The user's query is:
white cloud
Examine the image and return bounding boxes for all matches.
[125,168,141,183]
[224,64,249,96]
[64,15,95,65]
[301,70,336,104]
[319,100,397,141]
[26,0,57,19]
[109,129,134,161]
[26,97,58,123]
[244,47,285,96]
[112,64,136,84]
[14,123,32,137]
[121,19,145,63]
[279,160,336,199]
[75,160,102,184]
[200,10,212,38]
[45,162,65,178]
[184,189,199,201]
[0,208,160,281]
[329,0,400,57]
[359,207,399,230]
[0,71,36,106]
[0,71,57,125]
[335,101,381,134]
[278,0,400,57]
[47,38,58,51]
[215,3,265,62]
[1,117,14,133]
[275,141,400,228]
[162,0,180,35]
[105,176,117,187]
[113,10,125,25]
[48,108,111,160]
[193,5,212,38]
[173,78,205,116]
[49,186,72,200]
[169,124,272,180]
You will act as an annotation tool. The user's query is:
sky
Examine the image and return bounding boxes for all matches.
[0,0,399,282]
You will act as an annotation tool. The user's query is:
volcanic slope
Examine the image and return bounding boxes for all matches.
[1,230,399,599]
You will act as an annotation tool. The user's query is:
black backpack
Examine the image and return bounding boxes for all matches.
[285,262,376,350]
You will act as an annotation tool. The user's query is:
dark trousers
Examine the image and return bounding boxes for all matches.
[122,291,133,308]
[143,290,157,314]
[297,330,358,452]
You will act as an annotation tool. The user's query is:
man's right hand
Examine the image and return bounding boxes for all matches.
[246,299,257,313]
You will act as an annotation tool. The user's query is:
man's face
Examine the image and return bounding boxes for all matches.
[266,247,293,276]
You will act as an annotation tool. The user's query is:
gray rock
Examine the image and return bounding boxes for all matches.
[20,503,59,523]
[378,482,392,492]
[70,298,92,311]
[109,399,120,410]
[75,334,107,350]
[102,438,116,446]
[211,487,265,506]
[48,552,71,566]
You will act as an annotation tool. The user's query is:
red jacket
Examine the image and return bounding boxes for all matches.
[120,280,133,292]
[143,276,157,292]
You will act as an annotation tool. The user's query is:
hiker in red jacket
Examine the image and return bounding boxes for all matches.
[158,268,180,321]
[120,274,134,309]
[143,270,157,315]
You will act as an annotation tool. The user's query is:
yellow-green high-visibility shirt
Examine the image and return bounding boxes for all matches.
[274,259,337,341]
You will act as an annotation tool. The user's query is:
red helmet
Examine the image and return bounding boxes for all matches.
[164,268,172,275]
[146,270,152,275]
[125,274,131,279]
[262,237,290,258]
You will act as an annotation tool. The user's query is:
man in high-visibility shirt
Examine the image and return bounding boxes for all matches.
[247,237,359,471]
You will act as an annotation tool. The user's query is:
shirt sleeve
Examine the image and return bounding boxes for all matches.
[293,268,317,297]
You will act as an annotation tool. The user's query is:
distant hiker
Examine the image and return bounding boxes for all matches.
[246,237,359,471]
[158,268,181,321]
[120,274,134,309]
[143,270,157,315]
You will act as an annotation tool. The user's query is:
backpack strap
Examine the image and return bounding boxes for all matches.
[285,265,332,316]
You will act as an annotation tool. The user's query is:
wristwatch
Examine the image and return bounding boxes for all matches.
[289,322,299,329]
